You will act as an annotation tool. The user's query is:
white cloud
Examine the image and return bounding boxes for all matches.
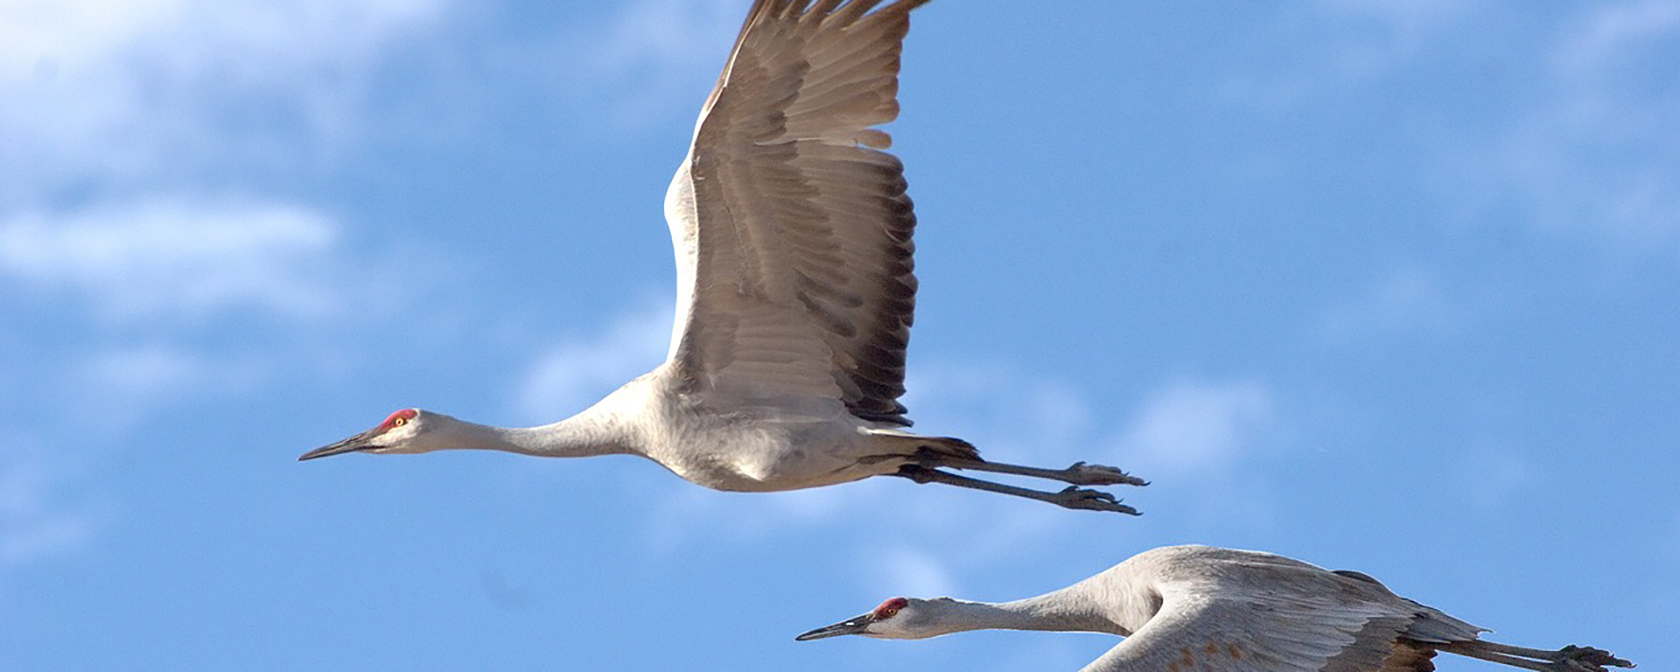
[640,481,852,555]
[68,344,270,431]
[1112,378,1275,476]
[1318,267,1464,344]
[873,545,957,598]
[78,345,208,396]
[0,199,344,320]
[901,362,1094,466]
[1459,446,1540,517]
[518,297,674,421]
[0,0,451,198]
[0,452,95,569]
[1486,1,1680,246]
[1311,0,1475,75]
[1561,0,1680,70]
[1235,4,1679,249]
[531,0,747,127]
[1224,1,1475,109]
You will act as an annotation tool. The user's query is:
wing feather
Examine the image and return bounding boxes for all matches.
[664,0,931,423]
[1083,568,1485,672]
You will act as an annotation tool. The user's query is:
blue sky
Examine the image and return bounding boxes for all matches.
[2,1,1675,670]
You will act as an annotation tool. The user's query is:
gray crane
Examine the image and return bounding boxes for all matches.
[298,0,1145,513]
[798,545,1635,672]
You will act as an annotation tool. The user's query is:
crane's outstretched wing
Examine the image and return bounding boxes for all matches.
[663,0,929,424]
[1084,572,1485,672]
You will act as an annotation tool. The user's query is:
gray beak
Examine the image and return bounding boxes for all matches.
[298,429,381,461]
[794,613,873,641]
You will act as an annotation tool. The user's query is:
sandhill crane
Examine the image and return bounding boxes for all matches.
[797,545,1636,672]
[298,0,1146,513]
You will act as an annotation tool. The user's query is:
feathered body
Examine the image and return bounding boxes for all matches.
[301,0,1142,513]
[799,545,1635,672]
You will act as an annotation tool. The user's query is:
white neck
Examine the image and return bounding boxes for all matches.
[440,409,637,459]
[930,591,1118,637]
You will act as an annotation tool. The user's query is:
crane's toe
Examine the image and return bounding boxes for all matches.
[1555,646,1634,671]
[1053,485,1141,515]
[1060,462,1149,487]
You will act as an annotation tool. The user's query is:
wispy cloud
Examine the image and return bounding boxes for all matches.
[1233,4,1678,250]
[0,0,451,199]
[1458,445,1540,518]
[0,199,344,321]
[0,450,95,571]
[1317,266,1465,345]
[1111,378,1275,477]
[67,344,277,432]
[1102,377,1282,531]
[517,297,674,421]
[873,545,958,598]
[1223,1,1475,109]
[902,362,1094,465]
[1310,0,1476,77]
[525,0,746,127]
[1480,1,1680,247]
[1560,0,1680,70]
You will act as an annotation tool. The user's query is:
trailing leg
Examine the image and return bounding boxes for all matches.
[894,465,1140,515]
[1442,640,1634,672]
[910,450,1147,487]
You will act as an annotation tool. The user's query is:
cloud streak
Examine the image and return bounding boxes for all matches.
[1112,378,1275,477]
[525,0,747,128]
[0,199,345,320]
[1317,266,1465,345]
[0,0,451,199]
[517,297,674,421]
[1489,0,1680,246]
[0,451,95,571]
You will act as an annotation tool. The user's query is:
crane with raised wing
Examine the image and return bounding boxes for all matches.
[299,0,1146,514]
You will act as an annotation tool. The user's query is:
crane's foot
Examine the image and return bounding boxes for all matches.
[1055,461,1149,487]
[1049,486,1140,515]
[1446,641,1634,672]
[1550,646,1635,672]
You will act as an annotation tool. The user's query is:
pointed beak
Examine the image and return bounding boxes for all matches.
[298,429,381,461]
[794,613,873,641]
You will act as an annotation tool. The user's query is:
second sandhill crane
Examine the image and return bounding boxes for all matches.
[797,545,1636,672]
[297,0,1146,513]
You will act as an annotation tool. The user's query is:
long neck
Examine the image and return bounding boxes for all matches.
[934,590,1117,637]
[449,408,637,458]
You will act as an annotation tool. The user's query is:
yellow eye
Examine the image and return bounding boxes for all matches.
[393,417,407,427]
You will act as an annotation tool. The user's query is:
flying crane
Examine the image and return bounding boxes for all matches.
[798,545,1635,672]
[300,0,1145,514]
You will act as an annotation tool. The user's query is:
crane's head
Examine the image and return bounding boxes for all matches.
[795,597,953,641]
[299,409,438,461]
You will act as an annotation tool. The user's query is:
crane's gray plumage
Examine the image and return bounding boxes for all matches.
[300,0,1145,514]
[797,545,1635,672]
[668,0,928,426]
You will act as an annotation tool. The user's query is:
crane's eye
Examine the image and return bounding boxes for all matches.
[377,408,418,432]
[873,597,909,619]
